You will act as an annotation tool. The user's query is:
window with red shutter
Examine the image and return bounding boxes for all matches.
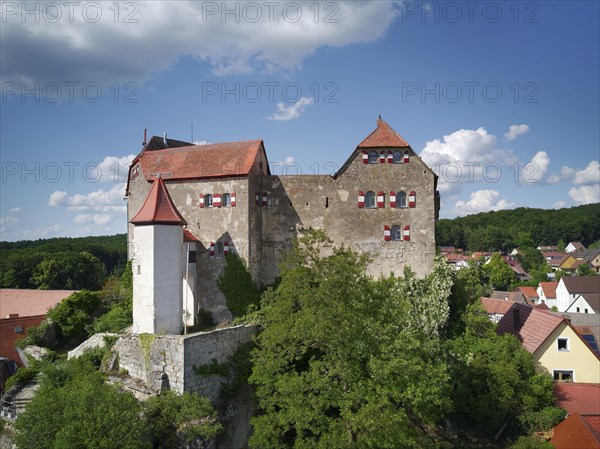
[377,191,385,208]
[403,225,411,241]
[384,225,391,241]
[231,192,236,207]
[408,191,416,208]
[389,191,396,208]
[358,191,365,208]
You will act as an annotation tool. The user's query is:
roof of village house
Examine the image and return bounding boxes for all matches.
[551,255,571,267]
[579,248,600,262]
[554,383,600,415]
[130,176,187,226]
[515,286,539,299]
[135,139,266,182]
[551,413,600,449]
[491,290,512,301]
[539,281,559,298]
[562,276,600,294]
[497,303,566,353]
[568,241,587,251]
[357,117,410,148]
[543,251,568,259]
[0,289,76,318]
[534,302,550,310]
[480,297,515,315]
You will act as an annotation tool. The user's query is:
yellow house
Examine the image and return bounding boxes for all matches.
[498,303,600,383]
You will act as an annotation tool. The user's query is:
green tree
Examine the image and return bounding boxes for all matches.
[484,254,518,291]
[47,290,103,347]
[509,436,554,449]
[217,253,261,318]
[144,391,223,448]
[249,231,452,448]
[30,251,106,290]
[557,239,566,252]
[517,247,545,273]
[15,360,147,449]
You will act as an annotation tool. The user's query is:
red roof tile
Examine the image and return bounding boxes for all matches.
[0,289,76,317]
[183,229,200,242]
[138,140,265,181]
[551,414,600,449]
[480,297,515,315]
[357,119,410,148]
[497,303,565,353]
[555,384,600,415]
[540,282,558,299]
[517,286,539,298]
[130,176,187,226]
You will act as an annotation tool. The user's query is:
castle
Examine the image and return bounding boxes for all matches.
[126,117,440,334]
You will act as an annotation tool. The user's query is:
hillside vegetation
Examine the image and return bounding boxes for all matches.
[436,203,600,252]
[0,234,127,290]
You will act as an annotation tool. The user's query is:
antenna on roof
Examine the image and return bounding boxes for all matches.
[143,129,147,147]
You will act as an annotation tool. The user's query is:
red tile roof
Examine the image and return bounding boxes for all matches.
[480,297,515,315]
[517,286,539,299]
[0,289,76,317]
[540,282,558,299]
[554,384,600,415]
[137,140,265,181]
[497,303,565,353]
[130,176,187,226]
[183,229,200,242]
[357,118,410,148]
[551,413,600,449]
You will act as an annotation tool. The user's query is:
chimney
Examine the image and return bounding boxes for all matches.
[163,132,168,146]
[143,128,147,146]
[376,114,383,127]
[513,307,521,329]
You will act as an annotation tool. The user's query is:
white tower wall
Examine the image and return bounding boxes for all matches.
[133,225,184,334]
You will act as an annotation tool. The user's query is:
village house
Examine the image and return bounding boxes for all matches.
[556,276,600,312]
[497,303,600,383]
[565,241,587,254]
[576,248,600,273]
[479,297,515,323]
[537,281,559,308]
[126,117,440,329]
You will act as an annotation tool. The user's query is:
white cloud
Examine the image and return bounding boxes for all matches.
[9,207,21,213]
[568,185,600,205]
[554,201,568,209]
[2,2,399,85]
[521,151,550,184]
[547,160,599,185]
[0,216,19,226]
[268,97,314,121]
[74,214,112,225]
[504,124,530,141]
[87,155,136,183]
[455,190,515,216]
[420,127,516,194]
[193,141,209,145]
[48,183,127,213]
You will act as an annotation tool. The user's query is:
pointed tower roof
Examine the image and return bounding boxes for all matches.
[130,176,187,226]
[357,116,410,148]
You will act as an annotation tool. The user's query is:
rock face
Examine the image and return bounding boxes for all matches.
[67,333,118,360]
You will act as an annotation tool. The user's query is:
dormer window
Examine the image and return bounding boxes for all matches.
[393,151,403,164]
[368,152,378,164]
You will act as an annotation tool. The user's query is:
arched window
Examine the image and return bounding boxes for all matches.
[222,193,231,207]
[365,191,376,209]
[397,191,407,208]
[204,194,213,208]
[368,152,378,164]
[391,225,402,241]
[393,151,403,164]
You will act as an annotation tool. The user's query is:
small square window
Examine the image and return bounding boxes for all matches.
[553,370,573,382]
[557,338,568,351]
[576,307,580,312]
[585,308,588,313]
[14,326,23,333]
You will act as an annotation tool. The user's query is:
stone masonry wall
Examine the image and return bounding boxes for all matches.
[113,325,258,402]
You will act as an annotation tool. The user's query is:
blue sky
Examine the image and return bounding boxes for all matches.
[1,1,599,241]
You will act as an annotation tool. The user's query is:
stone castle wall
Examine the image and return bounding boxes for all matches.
[114,325,258,401]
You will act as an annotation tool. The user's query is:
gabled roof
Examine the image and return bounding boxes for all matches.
[134,140,267,183]
[539,282,558,299]
[567,241,587,252]
[515,286,539,299]
[578,248,600,262]
[357,117,410,148]
[579,292,600,313]
[480,297,515,315]
[497,303,566,353]
[130,176,187,226]
[551,413,600,449]
[561,276,600,294]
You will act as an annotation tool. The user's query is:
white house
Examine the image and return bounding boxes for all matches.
[565,241,586,253]
[537,282,559,309]
[565,292,600,315]
[556,276,600,312]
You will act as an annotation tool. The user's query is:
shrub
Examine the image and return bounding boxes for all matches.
[217,253,260,318]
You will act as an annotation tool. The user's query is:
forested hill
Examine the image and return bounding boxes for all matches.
[436,203,600,252]
[0,234,127,290]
